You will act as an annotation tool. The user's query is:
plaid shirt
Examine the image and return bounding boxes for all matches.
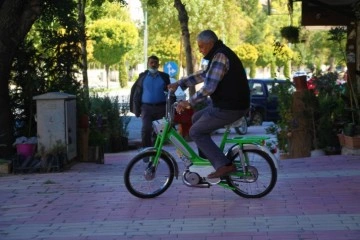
[178,52,229,106]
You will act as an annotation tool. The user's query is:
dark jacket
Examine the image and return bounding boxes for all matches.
[204,40,250,110]
[130,70,170,117]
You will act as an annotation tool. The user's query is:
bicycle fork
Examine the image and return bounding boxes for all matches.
[226,144,246,169]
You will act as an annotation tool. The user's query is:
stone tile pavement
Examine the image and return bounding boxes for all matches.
[1,126,360,240]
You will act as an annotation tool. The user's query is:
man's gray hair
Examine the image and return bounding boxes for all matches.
[197,30,218,43]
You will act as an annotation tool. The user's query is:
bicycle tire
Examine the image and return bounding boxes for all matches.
[124,151,175,198]
[225,148,277,198]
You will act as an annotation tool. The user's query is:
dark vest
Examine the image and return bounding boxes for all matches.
[204,41,250,110]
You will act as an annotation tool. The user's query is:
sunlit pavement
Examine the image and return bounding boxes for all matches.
[0,123,359,240]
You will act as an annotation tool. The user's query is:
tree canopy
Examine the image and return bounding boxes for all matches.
[89,19,138,66]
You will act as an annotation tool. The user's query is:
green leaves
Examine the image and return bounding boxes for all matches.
[89,19,138,66]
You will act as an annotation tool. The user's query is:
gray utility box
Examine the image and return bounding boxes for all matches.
[33,92,77,161]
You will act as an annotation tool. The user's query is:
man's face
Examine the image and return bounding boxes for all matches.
[197,40,214,56]
[148,58,159,69]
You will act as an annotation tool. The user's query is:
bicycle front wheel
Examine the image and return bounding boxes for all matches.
[124,151,175,198]
[226,149,277,198]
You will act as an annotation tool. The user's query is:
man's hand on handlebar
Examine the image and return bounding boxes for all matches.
[167,82,191,114]
[167,82,179,92]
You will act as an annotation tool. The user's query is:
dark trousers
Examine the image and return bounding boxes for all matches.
[190,106,247,169]
[140,103,166,148]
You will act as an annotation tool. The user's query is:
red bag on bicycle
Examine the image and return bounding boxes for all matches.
[174,108,194,124]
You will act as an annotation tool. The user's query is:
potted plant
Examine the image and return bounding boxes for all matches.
[340,77,360,151]
[88,93,109,158]
[118,95,131,150]
[265,124,291,159]
[106,96,126,152]
[88,128,105,163]
[305,72,350,154]
[13,136,37,159]
[301,90,337,156]
[88,94,130,155]
[341,122,360,150]
[12,100,38,159]
[280,26,300,44]
[265,79,295,157]
[37,140,67,172]
[87,107,106,163]
[0,158,12,174]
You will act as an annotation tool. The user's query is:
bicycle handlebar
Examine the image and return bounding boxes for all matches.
[165,91,177,124]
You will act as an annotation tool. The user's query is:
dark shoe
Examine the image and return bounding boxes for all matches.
[207,164,237,179]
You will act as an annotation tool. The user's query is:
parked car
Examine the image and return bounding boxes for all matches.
[248,79,295,125]
[293,70,307,77]
[293,71,311,80]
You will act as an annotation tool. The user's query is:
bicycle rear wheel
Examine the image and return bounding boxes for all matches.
[226,149,277,198]
[124,151,175,198]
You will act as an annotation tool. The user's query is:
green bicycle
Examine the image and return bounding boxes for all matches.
[124,94,278,199]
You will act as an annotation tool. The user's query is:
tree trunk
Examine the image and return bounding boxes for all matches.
[346,20,360,124]
[0,62,13,158]
[77,0,90,106]
[0,0,43,157]
[357,21,360,123]
[289,91,312,158]
[173,0,195,96]
[105,65,110,89]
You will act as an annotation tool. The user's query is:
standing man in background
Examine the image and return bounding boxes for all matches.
[130,55,170,148]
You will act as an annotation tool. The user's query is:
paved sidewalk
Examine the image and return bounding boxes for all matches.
[1,127,360,240]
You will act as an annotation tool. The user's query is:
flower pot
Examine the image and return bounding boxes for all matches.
[343,135,360,149]
[0,160,12,174]
[337,134,345,146]
[16,143,36,158]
